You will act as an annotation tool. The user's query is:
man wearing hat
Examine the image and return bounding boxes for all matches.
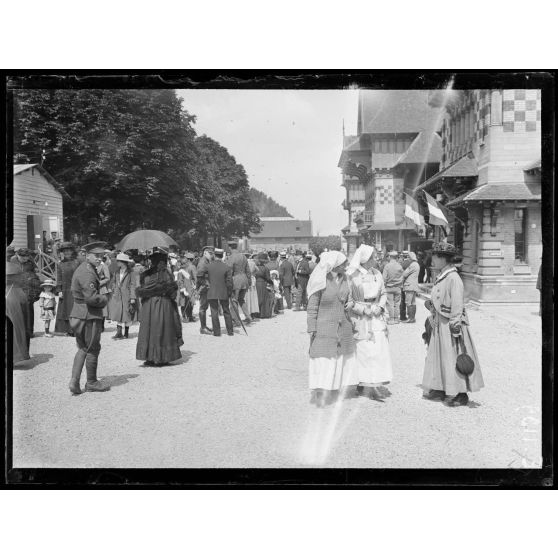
[278,250,295,309]
[68,242,111,394]
[205,248,234,336]
[293,249,310,311]
[401,251,420,324]
[6,262,31,363]
[196,246,215,334]
[382,250,404,324]
[10,248,41,339]
[227,241,252,326]
[107,252,137,340]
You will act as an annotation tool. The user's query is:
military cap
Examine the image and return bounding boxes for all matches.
[82,241,107,254]
[202,246,215,253]
[432,242,459,257]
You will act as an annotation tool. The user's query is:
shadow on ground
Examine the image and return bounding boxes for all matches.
[100,373,139,387]
[14,353,54,369]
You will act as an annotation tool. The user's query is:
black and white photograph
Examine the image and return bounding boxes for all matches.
[3,72,553,485]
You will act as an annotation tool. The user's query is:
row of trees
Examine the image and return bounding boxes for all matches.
[13,89,262,247]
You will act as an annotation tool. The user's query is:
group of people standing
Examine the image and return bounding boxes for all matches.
[305,242,484,408]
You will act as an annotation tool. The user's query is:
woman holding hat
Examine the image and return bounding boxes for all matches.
[108,252,137,340]
[422,242,484,407]
[55,241,80,335]
[346,244,393,398]
[6,262,30,363]
[306,251,358,407]
[136,248,183,366]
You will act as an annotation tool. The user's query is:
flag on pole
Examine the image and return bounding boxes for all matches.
[404,193,425,228]
[423,191,450,228]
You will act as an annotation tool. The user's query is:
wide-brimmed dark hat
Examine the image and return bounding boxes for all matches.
[432,242,460,257]
[257,251,269,262]
[16,248,33,257]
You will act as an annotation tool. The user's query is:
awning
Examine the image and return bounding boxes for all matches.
[412,153,478,195]
[446,182,541,207]
[366,222,415,231]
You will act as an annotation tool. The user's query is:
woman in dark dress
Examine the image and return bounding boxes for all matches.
[254,252,274,318]
[55,242,80,335]
[135,248,183,366]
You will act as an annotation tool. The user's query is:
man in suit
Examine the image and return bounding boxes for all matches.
[68,242,111,395]
[227,241,252,326]
[293,249,310,311]
[278,250,295,309]
[196,246,214,335]
[206,248,234,336]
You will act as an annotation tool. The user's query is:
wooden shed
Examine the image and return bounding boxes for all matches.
[11,164,69,250]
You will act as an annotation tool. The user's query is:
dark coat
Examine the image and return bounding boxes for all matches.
[207,260,233,300]
[227,250,251,290]
[55,258,79,333]
[10,256,41,302]
[108,267,137,323]
[295,258,310,278]
[307,275,355,358]
[278,259,295,287]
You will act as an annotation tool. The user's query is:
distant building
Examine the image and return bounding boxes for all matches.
[414,89,542,305]
[248,217,313,252]
[339,90,442,256]
[11,164,69,251]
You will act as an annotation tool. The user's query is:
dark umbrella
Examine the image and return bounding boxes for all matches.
[115,230,178,252]
[229,298,248,335]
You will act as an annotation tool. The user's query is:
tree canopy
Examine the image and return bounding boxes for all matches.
[13,89,261,247]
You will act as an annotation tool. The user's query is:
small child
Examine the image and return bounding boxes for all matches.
[270,270,283,315]
[39,279,57,338]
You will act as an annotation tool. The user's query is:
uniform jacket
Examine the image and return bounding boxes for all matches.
[70,261,107,320]
[295,258,310,278]
[402,260,420,292]
[196,256,211,290]
[278,259,295,287]
[206,260,233,300]
[307,275,355,358]
[227,250,251,290]
[382,260,404,290]
[108,267,137,323]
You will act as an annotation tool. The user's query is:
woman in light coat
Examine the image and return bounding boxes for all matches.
[346,244,393,399]
[306,251,358,408]
[108,253,137,340]
[422,242,484,407]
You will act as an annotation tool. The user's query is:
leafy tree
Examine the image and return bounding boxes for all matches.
[309,235,342,256]
[249,188,292,217]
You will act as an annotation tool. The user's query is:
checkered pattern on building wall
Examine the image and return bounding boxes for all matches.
[502,89,541,132]
[375,184,393,204]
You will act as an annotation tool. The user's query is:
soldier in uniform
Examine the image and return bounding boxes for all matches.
[293,250,310,311]
[196,246,215,335]
[206,248,234,336]
[227,241,252,326]
[68,242,111,395]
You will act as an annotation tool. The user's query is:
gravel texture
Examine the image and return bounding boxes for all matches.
[12,300,542,468]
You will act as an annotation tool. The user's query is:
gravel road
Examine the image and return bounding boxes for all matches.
[12,300,542,468]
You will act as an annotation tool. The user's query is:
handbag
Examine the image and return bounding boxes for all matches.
[455,335,475,376]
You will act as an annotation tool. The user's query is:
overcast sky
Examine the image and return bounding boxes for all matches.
[178,89,359,236]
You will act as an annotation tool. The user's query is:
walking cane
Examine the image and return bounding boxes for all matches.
[229,297,248,335]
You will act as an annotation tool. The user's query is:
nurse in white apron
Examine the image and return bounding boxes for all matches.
[346,244,393,398]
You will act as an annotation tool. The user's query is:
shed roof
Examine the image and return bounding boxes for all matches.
[446,182,541,206]
[251,218,312,238]
[412,153,478,194]
[13,163,71,199]
[523,158,541,172]
[358,90,442,135]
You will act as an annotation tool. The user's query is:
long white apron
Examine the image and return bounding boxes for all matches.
[354,314,393,385]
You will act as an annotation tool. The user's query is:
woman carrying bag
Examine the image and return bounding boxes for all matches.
[421,242,484,407]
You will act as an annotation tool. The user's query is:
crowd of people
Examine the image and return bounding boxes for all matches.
[6,238,485,407]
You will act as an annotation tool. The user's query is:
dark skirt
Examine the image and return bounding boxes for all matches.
[136,296,183,364]
[54,288,75,333]
[256,280,273,318]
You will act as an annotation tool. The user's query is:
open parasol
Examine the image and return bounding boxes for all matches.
[115,230,178,252]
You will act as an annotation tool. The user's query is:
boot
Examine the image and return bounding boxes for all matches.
[124,326,129,339]
[402,305,416,323]
[112,325,123,339]
[69,350,86,395]
[84,354,110,392]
